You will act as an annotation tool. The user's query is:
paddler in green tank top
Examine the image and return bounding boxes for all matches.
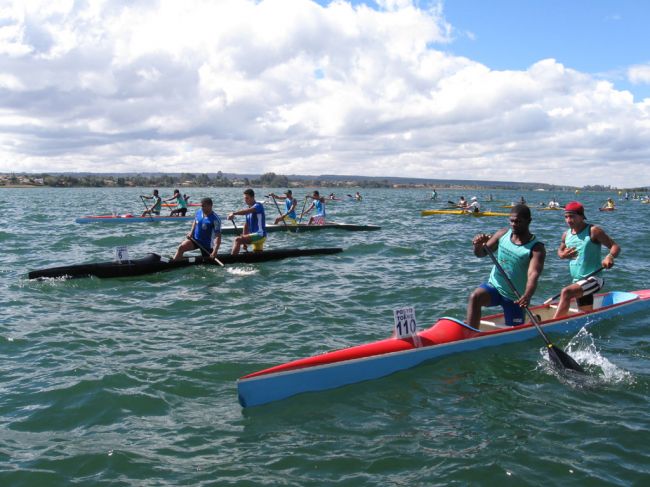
[165,189,188,217]
[466,204,546,327]
[141,189,162,217]
[553,201,620,319]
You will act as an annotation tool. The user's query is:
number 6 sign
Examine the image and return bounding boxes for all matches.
[114,245,129,263]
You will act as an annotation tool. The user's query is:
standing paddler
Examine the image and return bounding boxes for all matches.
[552,201,620,318]
[466,204,546,327]
[228,188,267,255]
[173,197,222,260]
[268,190,298,225]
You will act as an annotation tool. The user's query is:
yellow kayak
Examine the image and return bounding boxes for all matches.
[538,207,563,211]
[421,209,510,217]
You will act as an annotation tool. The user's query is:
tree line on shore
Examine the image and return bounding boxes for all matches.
[1,172,647,192]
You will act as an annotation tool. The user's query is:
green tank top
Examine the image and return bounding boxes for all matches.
[566,224,601,282]
[488,229,540,301]
[152,196,162,212]
[176,194,187,209]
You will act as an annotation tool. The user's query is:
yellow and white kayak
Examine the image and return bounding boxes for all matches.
[421,209,510,217]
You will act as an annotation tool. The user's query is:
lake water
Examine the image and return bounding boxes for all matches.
[1,187,648,485]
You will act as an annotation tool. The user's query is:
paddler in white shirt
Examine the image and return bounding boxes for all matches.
[465,196,481,213]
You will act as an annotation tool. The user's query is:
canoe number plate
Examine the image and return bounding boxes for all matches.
[393,306,417,339]
[114,245,129,263]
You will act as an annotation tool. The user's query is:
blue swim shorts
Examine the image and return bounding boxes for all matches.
[479,282,525,326]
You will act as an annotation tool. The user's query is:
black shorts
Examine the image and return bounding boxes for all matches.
[189,240,212,257]
[576,276,605,307]
[171,208,187,216]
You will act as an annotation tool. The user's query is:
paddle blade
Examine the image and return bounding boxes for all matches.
[547,344,585,373]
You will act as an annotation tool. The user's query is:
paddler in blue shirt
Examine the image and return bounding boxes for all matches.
[165,189,188,217]
[301,190,327,225]
[466,204,546,327]
[173,197,222,260]
[552,201,620,319]
[141,189,162,216]
[228,188,267,254]
[268,189,298,224]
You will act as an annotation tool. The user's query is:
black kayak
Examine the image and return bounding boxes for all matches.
[222,222,380,234]
[28,248,343,280]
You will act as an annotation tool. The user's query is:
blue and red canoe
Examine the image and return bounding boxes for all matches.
[237,290,650,408]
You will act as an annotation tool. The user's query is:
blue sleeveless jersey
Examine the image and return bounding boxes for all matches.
[285,198,297,219]
[193,209,221,249]
[314,199,326,217]
[246,202,267,237]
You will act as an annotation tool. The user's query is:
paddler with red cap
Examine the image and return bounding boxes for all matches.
[553,201,621,318]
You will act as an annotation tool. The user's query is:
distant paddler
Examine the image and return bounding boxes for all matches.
[164,189,188,216]
[430,189,437,201]
[602,197,616,210]
[465,196,481,213]
[141,189,162,217]
[547,198,561,209]
[553,201,620,318]
[228,188,267,255]
[328,193,342,201]
[466,204,545,327]
[173,197,222,261]
[354,191,362,201]
[301,190,327,225]
[268,190,298,225]
[452,196,468,208]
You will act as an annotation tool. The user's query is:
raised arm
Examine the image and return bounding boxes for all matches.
[472,227,508,257]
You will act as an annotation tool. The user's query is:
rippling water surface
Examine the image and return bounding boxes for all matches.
[1,187,649,485]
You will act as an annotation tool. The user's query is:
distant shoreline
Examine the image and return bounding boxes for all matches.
[1,172,645,192]
[0,184,630,193]
[0,184,41,188]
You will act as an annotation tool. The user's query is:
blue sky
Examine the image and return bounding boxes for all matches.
[317,0,650,99]
[0,0,648,187]
[441,0,650,99]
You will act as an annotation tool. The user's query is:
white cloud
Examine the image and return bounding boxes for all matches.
[0,0,648,186]
[628,64,650,85]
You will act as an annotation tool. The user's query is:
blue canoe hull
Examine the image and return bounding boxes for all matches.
[237,290,650,408]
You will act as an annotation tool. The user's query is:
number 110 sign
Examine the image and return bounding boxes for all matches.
[393,306,417,339]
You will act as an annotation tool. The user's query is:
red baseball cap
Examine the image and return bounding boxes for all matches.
[564,201,585,217]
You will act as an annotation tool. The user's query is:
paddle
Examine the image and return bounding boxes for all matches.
[139,195,154,221]
[230,218,249,253]
[296,196,309,232]
[188,236,224,267]
[268,194,289,232]
[543,267,605,305]
[483,245,585,373]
